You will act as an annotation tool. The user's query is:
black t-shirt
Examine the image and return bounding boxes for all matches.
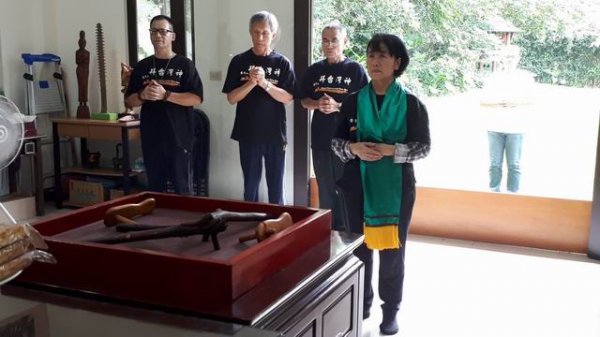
[222,49,296,145]
[126,54,203,150]
[298,58,367,150]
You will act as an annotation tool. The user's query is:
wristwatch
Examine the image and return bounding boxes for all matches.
[163,90,171,101]
[265,81,272,92]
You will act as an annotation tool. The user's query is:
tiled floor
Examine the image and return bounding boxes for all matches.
[363,235,600,337]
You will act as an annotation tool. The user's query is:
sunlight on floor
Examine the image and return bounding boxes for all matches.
[363,235,600,337]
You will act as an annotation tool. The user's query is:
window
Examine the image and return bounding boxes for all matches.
[126,0,194,66]
[311,0,600,201]
[308,0,600,253]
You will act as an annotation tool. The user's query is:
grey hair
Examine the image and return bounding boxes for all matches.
[322,20,347,37]
[249,10,280,35]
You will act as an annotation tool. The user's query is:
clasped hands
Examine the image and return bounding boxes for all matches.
[349,142,396,161]
[139,80,167,101]
[248,66,270,90]
[317,93,341,114]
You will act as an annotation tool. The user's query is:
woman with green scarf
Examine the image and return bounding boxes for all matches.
[332,33,430,335]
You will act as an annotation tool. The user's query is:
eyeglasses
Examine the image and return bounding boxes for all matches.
[322,39,340,47]
[149,28,173,36]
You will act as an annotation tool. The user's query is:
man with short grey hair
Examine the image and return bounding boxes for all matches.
[222,11,296,205]
[299,21,367,228]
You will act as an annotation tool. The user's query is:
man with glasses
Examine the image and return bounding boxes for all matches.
[222,11,296,205]
[298,21,367,229]
[125,14,203,195]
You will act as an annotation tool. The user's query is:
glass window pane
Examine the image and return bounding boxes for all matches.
[136,0,170,61]
[184,0,193,60]
[311,0,600,201]
[415,54,599,201]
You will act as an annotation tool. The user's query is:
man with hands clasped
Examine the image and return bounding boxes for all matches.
[299,21,367,230]
[222,10,296,205]
[125,15,203,195]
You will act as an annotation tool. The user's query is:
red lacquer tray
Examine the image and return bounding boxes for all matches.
[16,192,331,315]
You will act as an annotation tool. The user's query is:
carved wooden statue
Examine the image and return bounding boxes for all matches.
[76,30,90,118]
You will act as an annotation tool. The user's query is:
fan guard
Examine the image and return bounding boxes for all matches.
[0,96,24,171]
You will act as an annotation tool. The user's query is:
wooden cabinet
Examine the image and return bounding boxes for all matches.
[255,256,364,337]
[7,205,363,337]
[51,118,141,207]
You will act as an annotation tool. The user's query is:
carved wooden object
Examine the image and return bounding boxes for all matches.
[76,30,90,118]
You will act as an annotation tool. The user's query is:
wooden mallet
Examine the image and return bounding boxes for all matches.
[103,198,156,227]
[239,212,293,243]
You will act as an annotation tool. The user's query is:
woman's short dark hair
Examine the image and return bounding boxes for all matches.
[150,15,174,30]
[366,34,410,77]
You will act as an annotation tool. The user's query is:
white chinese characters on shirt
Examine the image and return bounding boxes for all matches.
[313,73,353,95]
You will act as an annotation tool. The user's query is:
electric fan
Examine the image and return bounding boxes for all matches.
[0,95,25,224]
[0,96,55,286]
[0,95,27,285]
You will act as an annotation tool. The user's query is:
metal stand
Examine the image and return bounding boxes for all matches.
[21,53,73,200]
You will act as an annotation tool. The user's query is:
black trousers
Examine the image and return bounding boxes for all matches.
[142,138,193,195]
[355,219,410,314]
[337,160,416,314]
[312,149,345,230]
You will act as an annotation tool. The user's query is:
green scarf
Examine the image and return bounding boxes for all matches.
[357,81,407,249]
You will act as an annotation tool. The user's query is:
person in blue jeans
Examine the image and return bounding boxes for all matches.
[488,131,523,192]
[481,70,533,193]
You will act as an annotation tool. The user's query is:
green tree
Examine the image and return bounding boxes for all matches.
[312,0,418,63]
[500,0,600,87]
[313,0,499,96]
[312,0,600,95]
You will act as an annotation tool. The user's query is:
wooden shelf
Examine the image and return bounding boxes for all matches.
[52,118,141,208]
[63,167,142,177]
[52,117,140,141]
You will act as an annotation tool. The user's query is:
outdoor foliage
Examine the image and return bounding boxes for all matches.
[500,0,600,87]
[312,0,600,95]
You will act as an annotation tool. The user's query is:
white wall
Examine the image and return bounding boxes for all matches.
[53,1,129,116]
[0,0,128,115]
[0,0,296,204]
[0,0,59,110]
[0,0,132,186]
